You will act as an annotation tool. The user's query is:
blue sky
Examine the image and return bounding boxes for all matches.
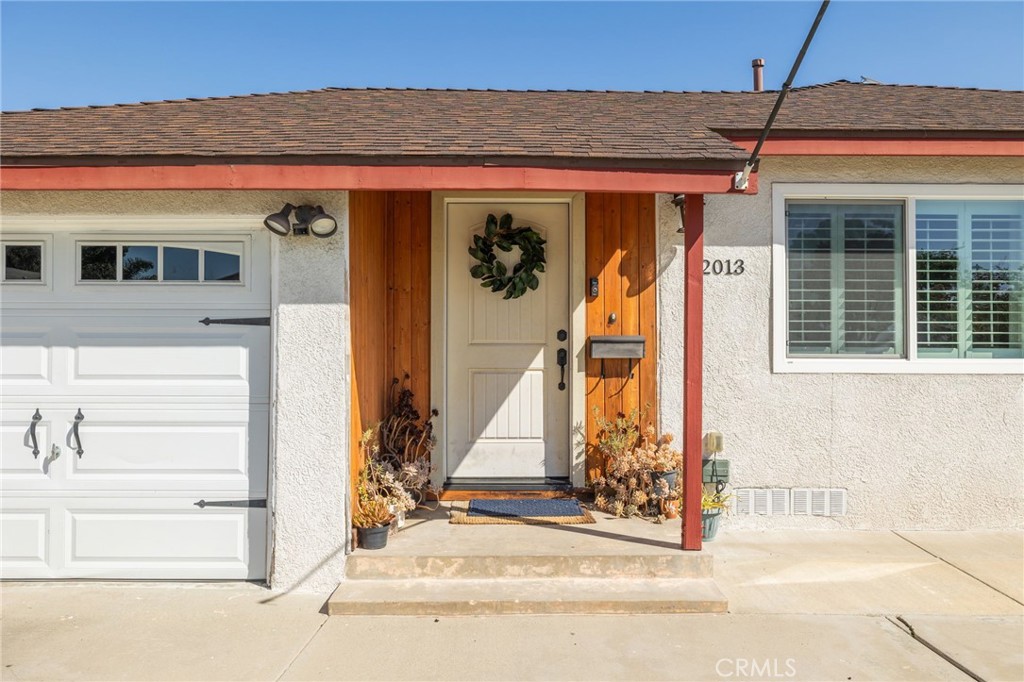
[2,1,1022,111]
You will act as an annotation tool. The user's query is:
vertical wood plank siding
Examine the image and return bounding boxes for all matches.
[349,191,432,506]
[585,193,659,483]
[351,191,655,492]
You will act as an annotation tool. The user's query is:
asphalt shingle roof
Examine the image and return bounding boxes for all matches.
[2,81,1021,166]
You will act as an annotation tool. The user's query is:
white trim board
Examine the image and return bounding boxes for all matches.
[1,215,267,231]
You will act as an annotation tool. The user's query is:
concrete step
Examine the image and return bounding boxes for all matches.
[345,553,714,580]
[326,577,729,616]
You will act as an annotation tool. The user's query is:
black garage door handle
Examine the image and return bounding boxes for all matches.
[72,409,85,457]
[29,409,42,457]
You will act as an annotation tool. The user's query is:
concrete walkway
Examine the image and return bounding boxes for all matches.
[2,530,1021,681]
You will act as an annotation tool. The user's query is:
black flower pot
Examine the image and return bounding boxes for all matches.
[356,524,390,550]
[650,469,679,496]
[646,470,679,516]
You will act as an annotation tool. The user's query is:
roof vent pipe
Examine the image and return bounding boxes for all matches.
[752,59,765,92]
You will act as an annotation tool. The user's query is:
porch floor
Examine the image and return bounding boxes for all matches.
[330,503,726,615]
[363,503,709,558]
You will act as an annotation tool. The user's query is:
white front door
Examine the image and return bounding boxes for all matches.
[445,201,570,481]
[1,225,269,579]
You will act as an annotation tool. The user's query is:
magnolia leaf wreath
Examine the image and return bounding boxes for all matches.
[468,213,547,300]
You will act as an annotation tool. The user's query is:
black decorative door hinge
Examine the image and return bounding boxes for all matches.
[198,317,270,327]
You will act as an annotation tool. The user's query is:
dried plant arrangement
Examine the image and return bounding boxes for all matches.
[364,375,438,508]
[378,375,438,466]
[352,497,395,530]
[590,407,683,519]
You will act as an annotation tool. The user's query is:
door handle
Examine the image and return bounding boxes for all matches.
[29,409,42,458]
[72,409,85,458]
[557,348,568,391]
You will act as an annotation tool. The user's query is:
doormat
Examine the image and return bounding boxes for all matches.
[449,499,595,525]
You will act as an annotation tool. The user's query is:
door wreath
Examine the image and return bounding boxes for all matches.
[468,213,546,300]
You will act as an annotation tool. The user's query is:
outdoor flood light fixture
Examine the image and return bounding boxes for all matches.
[298,205,339,238]
[264,203,295,236]
[263,203,338,238]
[672,194,685,234]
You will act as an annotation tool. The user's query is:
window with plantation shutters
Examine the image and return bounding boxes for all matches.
[775,185,1023,373]
[916,200,1024,359]
[786,202,904,357]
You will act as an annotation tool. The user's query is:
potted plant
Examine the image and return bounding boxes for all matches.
[353,458,414,550]
[646,434,681,498]
[701,488,731,541]
[369,375,438,510]
[660,495,680,520]
[353,497,394,550]
[590,408,683,518]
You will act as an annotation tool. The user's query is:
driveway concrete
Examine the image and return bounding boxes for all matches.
[711,530,1024,616]
[282,614,971,682]
[895,615,1024,682]
[0,583,325,682]
[895,530,1024,603]
[2,530,1021,682]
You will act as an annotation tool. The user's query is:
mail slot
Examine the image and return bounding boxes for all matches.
[589,335,646,359]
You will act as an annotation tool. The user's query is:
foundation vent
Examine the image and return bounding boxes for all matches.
[733,488,847,516]
[733,488,790,515]
[791,488,847,516]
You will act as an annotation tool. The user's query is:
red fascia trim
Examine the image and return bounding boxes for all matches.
[0,164,758,194]
[729,137,1024,156]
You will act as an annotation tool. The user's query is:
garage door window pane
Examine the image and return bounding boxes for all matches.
[164,247,199,281]
[122,245,158,281]
[204,251,240,282]
[81,246,117,280]
[4,245,42,281]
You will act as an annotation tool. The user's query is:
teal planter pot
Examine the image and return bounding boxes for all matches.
[702,509,723,541]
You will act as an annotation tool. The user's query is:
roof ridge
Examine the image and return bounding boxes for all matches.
[789,79,1022,94]
[5,80,1021,114]
[7,87,341,114]
[1,85,787,114]
[857,82,1021,93]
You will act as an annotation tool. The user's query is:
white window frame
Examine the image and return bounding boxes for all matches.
[75,240,245,285]
[772,183,1024,375]
[1,235,51,287]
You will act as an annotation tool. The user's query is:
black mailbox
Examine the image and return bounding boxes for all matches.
[590,335,645,379]
[590,335,646,359]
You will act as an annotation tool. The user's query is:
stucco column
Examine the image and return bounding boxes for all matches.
[269,192,351,592]
[657,193,686,440]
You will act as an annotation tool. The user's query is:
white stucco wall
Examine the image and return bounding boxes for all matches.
[2,189,352,589]
[5,154,1021,560]
[271,192,350,591]
[658,157,1024,530]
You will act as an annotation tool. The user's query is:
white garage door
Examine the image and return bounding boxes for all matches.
[1,221,271,579]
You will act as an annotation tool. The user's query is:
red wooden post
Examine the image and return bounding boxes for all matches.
[681,194,704,551]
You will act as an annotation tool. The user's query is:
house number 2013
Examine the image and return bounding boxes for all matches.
[703,259,745,275]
